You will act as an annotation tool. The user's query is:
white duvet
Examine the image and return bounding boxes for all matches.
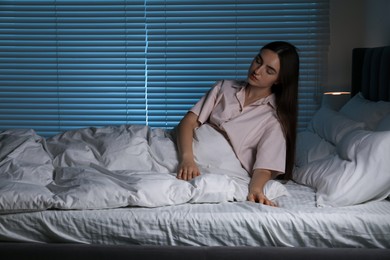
[0,124,287,213]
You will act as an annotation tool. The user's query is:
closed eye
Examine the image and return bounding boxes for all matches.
[255,54,278,75]
[266,66,277,75]
[255,55,262,64]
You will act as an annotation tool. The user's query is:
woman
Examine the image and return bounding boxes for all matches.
[175,41,299,206]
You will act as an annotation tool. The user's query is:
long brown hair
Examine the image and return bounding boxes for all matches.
[262,41,299,180]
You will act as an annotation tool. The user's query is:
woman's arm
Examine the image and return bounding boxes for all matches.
[176,111,201,181]
[247,169,276,206]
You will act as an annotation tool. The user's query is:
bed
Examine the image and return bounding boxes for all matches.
[1,46,390,259]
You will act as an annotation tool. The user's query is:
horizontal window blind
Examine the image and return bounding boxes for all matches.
[0,0,329,137]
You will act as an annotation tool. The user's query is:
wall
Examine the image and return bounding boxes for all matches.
[326,0,390,92]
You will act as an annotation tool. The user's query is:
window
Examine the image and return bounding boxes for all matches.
[0,0,329,137]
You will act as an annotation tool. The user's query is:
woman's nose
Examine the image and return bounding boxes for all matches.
[254,65,263,75]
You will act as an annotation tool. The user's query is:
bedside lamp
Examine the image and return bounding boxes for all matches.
[321,91,351,111]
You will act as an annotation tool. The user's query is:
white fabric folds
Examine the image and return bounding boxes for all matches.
[0,125,288,213]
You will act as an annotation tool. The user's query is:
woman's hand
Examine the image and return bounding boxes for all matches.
[176,158,200,181]
[247,169,277,206]
[247,190,276,206]
[176,111,201,181]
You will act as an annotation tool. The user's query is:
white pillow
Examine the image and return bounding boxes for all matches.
[295,131,335,167]
[293,130,390,207]
[340,92,390,130]
[336,130,368,161]
[376,114,390,131]
[308,106,366,145]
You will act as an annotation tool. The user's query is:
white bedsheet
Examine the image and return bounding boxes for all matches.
[0,181,389,248]
[0,124,287,213]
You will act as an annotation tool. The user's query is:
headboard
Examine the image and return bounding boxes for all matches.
[351,46,390,101]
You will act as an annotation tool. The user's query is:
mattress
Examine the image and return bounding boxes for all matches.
[1,181,389,248]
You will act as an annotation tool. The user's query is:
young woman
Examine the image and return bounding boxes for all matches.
[175,41,299,206]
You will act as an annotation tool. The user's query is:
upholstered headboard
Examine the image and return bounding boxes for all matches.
[351,46,390,101]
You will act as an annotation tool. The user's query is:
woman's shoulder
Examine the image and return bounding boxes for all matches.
[216,80,246,93]
[218,79,246,88]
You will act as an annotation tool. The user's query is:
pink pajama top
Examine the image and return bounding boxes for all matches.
[190,80,286,176]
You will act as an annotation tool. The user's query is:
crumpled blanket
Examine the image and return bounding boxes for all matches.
[0,124,288,214]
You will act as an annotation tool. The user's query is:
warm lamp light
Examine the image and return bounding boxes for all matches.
[323,91,351,96]
[321,91,351,111]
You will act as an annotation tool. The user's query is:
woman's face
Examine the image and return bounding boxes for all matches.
[247,49,280,90]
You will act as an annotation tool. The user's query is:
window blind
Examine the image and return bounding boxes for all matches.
[0,0,329,137]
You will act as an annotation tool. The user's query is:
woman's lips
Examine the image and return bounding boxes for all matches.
[250,73,258,81]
